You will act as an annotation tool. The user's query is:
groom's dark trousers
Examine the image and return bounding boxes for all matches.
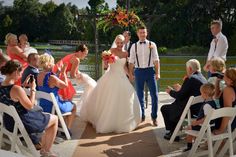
[134,67,158,119]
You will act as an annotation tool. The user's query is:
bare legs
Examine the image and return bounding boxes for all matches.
[64,105,76,129]
[41,114,58,153]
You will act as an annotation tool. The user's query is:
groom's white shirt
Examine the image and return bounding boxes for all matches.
[207,32,228,61]
[129,39,159,68]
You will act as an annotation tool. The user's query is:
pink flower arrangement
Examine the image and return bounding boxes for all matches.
[102,50,116,64]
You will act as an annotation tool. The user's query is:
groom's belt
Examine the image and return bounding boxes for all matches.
[135,67,154,70]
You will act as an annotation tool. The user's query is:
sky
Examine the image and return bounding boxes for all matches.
[2,0,117,8]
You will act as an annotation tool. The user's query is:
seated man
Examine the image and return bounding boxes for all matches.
[161,59,207,141]
[21,53,39,85]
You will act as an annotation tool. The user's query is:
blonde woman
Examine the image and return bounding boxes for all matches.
[5,33,28,68]
[37,54,76,134]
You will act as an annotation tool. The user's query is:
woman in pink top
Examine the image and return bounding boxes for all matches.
[53,44,88,100]
[5,33,28,68]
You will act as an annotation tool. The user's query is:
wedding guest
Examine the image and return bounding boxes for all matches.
[123,31,133,57]
[0,60,58,156]
[19,34,30,50]
[161,59,207,141]
[213,67,236,135]
[0,53,10,83]
[21,53,39,85]
[129,26,160,126]
[208,57,226,90]
[184,83,216,151]
[52,44,88,101]
[5,33,28,68]
[38,53,76,133]
[19,34,38,57]
[204,20,228,76]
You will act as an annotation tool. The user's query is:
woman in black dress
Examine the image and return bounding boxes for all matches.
[0,60,58,157]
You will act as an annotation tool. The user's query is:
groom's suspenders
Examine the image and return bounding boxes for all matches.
[135,41,152,68]
[135,43,140,67]
[148,41,152,67]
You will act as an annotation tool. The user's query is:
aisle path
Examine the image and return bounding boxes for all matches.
[53,92,189,157]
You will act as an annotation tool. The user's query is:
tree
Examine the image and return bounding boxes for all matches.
[12,0,42,40]
[48,4,76,39]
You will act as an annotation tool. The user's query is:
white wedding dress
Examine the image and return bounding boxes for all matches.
[80,57,141,133]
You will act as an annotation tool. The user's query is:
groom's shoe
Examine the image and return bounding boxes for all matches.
[152,119,158,126]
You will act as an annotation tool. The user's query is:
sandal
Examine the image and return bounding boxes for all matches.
[40,150,59,157]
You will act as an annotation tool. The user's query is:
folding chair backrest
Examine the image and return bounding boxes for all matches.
[187,96,204,124]
[35,91,71,140]
[187,107,236,157]
[24,88,71,140]
[210,107,236,121]
[0,103,40,157]
[170,95,204,144]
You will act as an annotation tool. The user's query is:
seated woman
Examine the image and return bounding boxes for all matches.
[52,44,88,100]
[0,60,58,157]
[5,33,28,68]
[214,67,236,134]
[37,53,76,133]
[18,34,38,57]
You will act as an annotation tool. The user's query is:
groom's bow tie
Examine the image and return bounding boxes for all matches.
[140,41,146,44]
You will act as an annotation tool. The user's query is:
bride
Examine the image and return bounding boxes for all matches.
[79,34,141,133]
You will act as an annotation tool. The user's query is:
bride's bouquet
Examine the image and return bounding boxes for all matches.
[102,50,115,64]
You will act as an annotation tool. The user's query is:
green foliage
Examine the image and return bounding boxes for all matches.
[158,47,167,54]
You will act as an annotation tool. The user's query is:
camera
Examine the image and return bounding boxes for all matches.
[28,75,34,83]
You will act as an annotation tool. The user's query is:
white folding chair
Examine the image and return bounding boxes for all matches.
[185,107,236,157]
[217,126,236,156]
[36,91,72,140]
[24,89,72,140]
[169,95,204,144]
[0,103,40,157]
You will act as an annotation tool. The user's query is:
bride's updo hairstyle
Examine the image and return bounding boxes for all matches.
[115,34,125,42]
[0,60,22,75]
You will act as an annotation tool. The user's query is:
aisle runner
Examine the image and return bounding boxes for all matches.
[72,122,162,157]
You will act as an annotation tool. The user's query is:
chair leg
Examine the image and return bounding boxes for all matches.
[0,128,3,148]
[59,116,71,140]
[207,128,214,157]
[213,140,223,156]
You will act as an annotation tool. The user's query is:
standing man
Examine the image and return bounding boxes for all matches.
[204,20,228,75]
[123,31,133,57]
[129,26,160,126]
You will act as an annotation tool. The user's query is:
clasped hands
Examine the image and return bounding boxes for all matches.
[166,83,181,94]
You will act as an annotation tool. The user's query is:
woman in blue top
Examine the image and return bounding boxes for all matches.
[37,53,76,132]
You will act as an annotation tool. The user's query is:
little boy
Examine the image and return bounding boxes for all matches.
[184,83,217,151]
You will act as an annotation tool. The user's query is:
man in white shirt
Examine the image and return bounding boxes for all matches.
[204,20,228,75]
[129,26,160,126]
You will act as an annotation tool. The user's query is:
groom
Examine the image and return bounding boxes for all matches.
[129,26,160,126]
